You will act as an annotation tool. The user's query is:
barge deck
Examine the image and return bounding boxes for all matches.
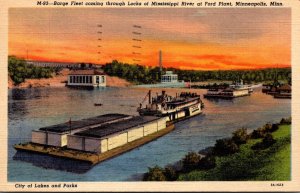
[14,124,175,165]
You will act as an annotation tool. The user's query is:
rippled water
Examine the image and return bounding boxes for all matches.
[8,87,291,181]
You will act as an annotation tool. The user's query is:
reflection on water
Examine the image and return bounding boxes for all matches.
[13,151,93,174]
[8,87,291,181]
[10,88,49,101]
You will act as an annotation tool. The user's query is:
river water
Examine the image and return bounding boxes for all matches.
[8,87,291,181]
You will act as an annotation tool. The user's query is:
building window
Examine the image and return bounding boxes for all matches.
[96,76,99,83]
[89,76,92,83]
[79,76,82,83]
[101,76,105,83]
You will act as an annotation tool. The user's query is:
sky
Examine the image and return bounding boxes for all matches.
[9,8,291,70]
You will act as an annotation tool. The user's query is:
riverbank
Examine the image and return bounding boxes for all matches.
[8,69,69,89]
[143,118,291,181]
[178,124,291,181]
[8,68,132,89]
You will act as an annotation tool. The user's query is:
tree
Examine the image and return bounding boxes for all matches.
[262,134,276,145]
[232,128,248,145]
[213,138,239,156]
[182,152,201,172]
[8,56,54,85]
[163,166,178,181]
[143,166,166,181]
[251,127,266,139]
[252,133,276,150]
[198,155,216,170]
[102,60,291,84]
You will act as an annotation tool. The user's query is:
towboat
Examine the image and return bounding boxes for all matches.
[137,90,204,122]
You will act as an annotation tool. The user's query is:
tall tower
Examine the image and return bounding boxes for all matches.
[159,50,162,72]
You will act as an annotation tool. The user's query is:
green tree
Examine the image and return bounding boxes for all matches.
[163,166,178,181]
[182,152,201,172]
[198,155,216,170]
[232,128,248,145]
[213,139,239,156]
[143,166,166,181]
[8,56,54,85]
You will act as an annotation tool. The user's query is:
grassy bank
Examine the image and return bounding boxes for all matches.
[178,124,291,181]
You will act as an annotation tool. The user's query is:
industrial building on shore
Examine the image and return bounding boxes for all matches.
[67,70,106,88]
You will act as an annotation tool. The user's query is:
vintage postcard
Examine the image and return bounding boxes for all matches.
[1,0,300,191]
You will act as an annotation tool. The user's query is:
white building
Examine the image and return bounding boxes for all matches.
[161,71,179,83]
[67,70,106,88]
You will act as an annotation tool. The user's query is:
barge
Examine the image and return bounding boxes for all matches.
[204,87,250,99]
[14,114,174,165]
[262,83,291,99]
[14,92,205,168]
[137,90,204,122]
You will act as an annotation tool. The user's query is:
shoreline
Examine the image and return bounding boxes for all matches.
[8,69,133,89]
[142,118,291,181]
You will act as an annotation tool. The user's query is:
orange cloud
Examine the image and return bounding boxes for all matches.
[8,8,291,70]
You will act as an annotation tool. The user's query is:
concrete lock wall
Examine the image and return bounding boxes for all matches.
[107,132,128,150]
[85,138,101,152]
[67,135,84,151]
[32,131,46,145]
[128,126,144,142]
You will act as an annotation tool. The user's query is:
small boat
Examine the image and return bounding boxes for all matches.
[94,103,103,106]
[273,84,291,99]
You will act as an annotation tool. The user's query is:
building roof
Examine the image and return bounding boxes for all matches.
[68,70,106,75]
[39,114,131,133]
[74,116,162,138]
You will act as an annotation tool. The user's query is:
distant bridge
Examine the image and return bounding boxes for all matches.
[26,60,100,69]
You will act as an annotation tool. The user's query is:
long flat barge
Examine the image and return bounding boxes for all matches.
[14,114,174,165]
[204,88,250,99]
[14,124,174,165]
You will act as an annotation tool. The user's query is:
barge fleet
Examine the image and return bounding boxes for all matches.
[137,90,204,122]
[14,91,204,168]
[14,113,174,165]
